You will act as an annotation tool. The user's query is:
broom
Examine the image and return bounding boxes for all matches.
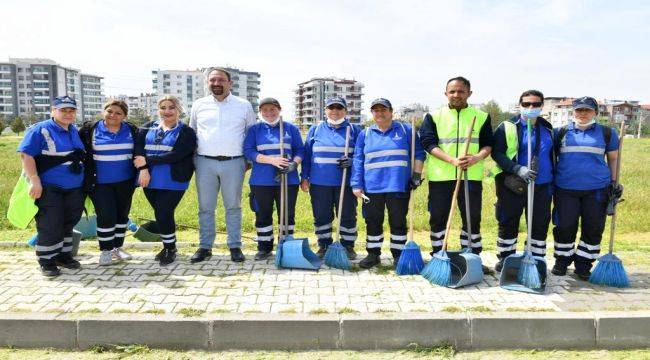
[589,120,629,288]
[274,119,285,268]
[422,116,476,286]
[516,118,542,289]
[396,116,424,275]
[324,125,352,270]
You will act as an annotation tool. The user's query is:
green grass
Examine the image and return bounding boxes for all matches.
[2,136,650,257]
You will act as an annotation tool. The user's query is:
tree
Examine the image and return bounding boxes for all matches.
[11,116,25,135]
[0,114,5,135]
[480,100,510,129]
[128,108,151,126]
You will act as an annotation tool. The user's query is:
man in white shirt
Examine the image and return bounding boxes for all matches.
[189,68,256,263]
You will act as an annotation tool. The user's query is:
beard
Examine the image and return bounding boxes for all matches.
[211,85,224,96]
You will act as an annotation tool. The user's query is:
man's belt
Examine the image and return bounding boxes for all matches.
[199,154,243,161]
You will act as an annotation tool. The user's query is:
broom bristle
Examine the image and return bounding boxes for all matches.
[517,253,542,289]
[324,242,351,270]
[589,253,630,288]
[421,250,452,286]
[396,241,424,275]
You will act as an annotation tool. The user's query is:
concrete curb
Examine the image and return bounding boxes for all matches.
[1,311,649,350]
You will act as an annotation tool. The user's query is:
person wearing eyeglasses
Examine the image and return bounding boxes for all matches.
[300,96,361,259]
[79,99,138,266]
[134,95,197,266]
[491,90,556,272]
[243,98,304,260]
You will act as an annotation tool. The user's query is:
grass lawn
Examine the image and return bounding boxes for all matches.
[1,135,649,260]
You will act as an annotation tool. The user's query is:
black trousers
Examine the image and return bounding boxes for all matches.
[309,184,358,248]
[249,185,298,251]
[91,179,135,251]
[494,173,552,260]
[552,187,608,272]
[34,186,84,265]
[362,192,409,258]
[428,180,483,254]
[143,188,186,249]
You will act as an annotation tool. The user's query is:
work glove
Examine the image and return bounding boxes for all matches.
[409,173,422,190]
[337,156,352,169]
[606,182,624,215]
[277,161,297,174]
[516,165,537,184]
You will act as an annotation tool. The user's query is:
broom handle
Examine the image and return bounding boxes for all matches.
[525,119,534,254]
[463,169,472,246]
[408,117,416,242]
[442,116,476,251]
[334,125,351,243]
[279,120,285,239]
[608,120,625,254]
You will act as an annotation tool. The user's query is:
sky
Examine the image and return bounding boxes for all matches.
[2,0,649,117]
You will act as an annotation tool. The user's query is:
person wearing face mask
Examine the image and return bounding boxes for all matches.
[300,96,361,259]
[491,90,556,272]
[134,95,197,266]
[17,96,86,277]
[551,96,622,280]
[418,76,494,274]
[243,98,305,260]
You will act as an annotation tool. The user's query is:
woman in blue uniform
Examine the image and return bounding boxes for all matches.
[80,99,138,266]
[18,96,85,277]
[134,95,197,266]
[552,96,623,280]
[243,98,304,261]
[301,96,360,259]
[351,98,425,269]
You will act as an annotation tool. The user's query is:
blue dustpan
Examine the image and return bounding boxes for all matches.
[447,248,483,288]
[499,252,547,294]
[277,236,321,270]
[74,215,97,239]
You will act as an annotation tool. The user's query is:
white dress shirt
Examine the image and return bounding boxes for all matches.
[190,93,257,157]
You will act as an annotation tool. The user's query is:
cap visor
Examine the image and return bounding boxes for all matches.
[55,104,77,109]
[573,105,596,110]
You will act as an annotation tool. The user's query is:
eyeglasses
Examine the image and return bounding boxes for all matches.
[521,102,543,108]
[327,105,345,110]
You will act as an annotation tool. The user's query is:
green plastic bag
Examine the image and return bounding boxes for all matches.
[6,174,38,229]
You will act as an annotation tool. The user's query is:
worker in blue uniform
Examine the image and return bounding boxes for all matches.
[552,96,623,280]
[350,98,425,269]
[301,96,361,259]
[243,97,305,261]
[18,96,85,277]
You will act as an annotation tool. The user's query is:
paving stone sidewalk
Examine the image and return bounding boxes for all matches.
[1,250,649,315]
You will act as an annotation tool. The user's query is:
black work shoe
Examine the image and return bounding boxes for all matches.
[190,248,212,263]
[159,249,177,266]
[154,248,165,261]
[494,260,504,273]
[482,265,494,275]
[345,246,357,260]
[574,268,591,281]
[254,250,272,261]
[551,263,567,276]
[359,253,381,269]
[40,263,60,277]
[230,248,246,262]
[316,247,327,259]
[55,254,81,269]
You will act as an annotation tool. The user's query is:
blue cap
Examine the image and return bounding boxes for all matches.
[53,96,77,109]
[325,96,347,108]
[370,98,392,110]
[572,96,598,111]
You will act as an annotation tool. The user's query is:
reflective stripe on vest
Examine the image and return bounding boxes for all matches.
[425,106,488,181]
[492,121,518,176]
[560,145,605,155]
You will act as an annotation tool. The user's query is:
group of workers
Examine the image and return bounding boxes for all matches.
[18,69,623,282]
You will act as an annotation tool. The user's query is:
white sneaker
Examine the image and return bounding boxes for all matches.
[99,250,113,266]
[113,247,132,261]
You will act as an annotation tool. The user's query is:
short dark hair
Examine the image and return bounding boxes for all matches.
[103,99,128,116]
[446,76,471,90]
[519,90,544,104]
[207,67,231,81]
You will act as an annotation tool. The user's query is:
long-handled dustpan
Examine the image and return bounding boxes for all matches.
[500,118,547,294]
[275,120,321,270]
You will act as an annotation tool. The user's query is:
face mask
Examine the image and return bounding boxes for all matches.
[327,117,345,125]
[521,108,541,120]
[261,115,280,126]
[574,117,596,128]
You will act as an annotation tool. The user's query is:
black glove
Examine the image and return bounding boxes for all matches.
[409,173,422,190]
[516,165,537,184]
[337,157,352,169]
[606,182,624,215]
[278,161,297,174]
